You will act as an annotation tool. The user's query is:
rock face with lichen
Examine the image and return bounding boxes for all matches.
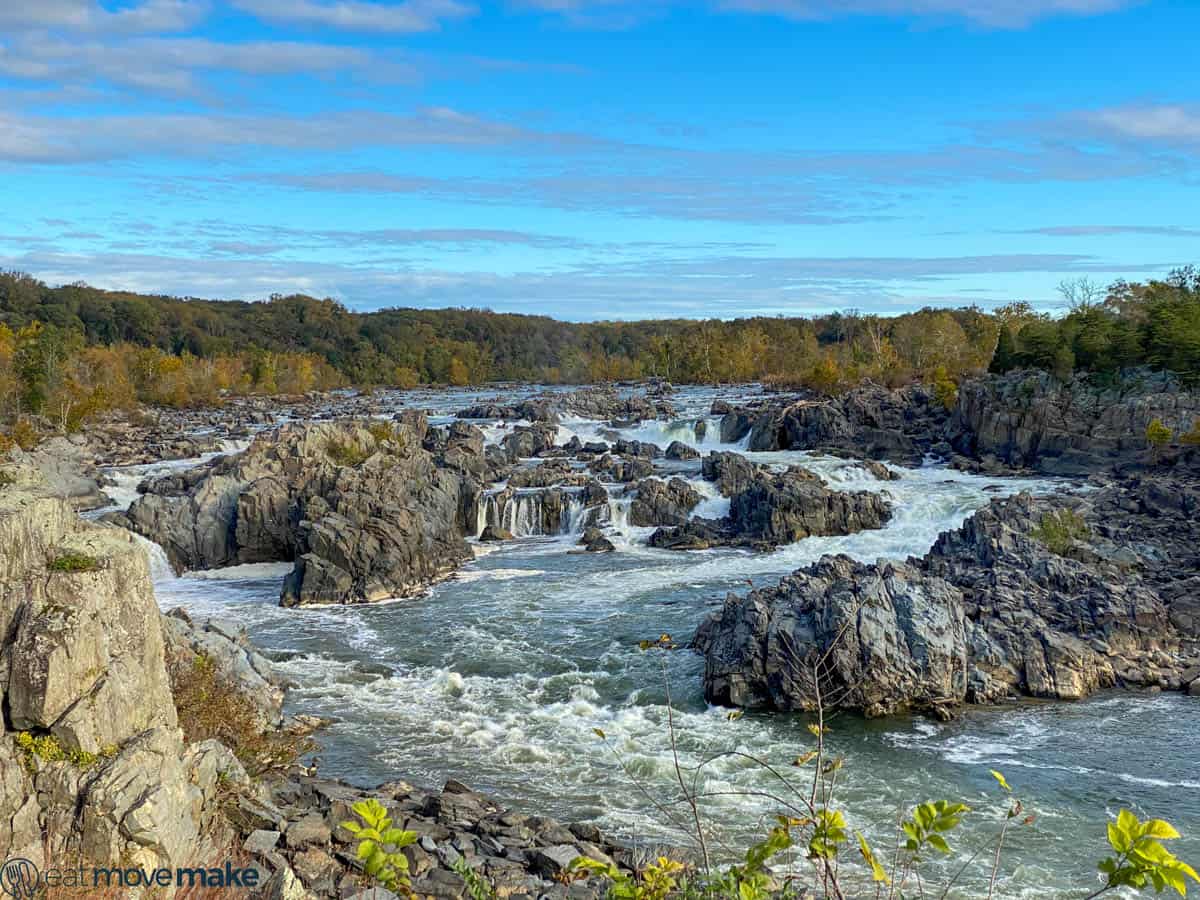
[123,418,479,607]
[0,467,243,881]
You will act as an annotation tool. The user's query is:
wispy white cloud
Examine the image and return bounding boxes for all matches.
[0,242,1172,319]
[1008,224,1200,238]
[0,106,596,163]
[0,0,206,34]
[515,0,1140,28]
[0,35,414,97]
[717,0,1140,28]
[230,0,476,32]
[1075,104,1200,144]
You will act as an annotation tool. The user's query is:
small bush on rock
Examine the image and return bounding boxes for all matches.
[1030,509,1090,556]
[326,438,371,466]
[47,553,101,573]
[14,731,116,772]
[342,798,418,894]
[169,653,313,776]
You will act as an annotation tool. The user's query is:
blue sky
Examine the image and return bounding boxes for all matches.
[1,0,1197,320]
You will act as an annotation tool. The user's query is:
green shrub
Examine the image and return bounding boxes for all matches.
[1146,418,1174,455]
[325,438,370,466]
[14,731,116,773]
[341,798,418,894]
[169,652,314,776]
[47,553,101,573]
[1030,508,1090,555]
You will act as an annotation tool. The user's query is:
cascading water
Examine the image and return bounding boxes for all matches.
[475,488,596,538]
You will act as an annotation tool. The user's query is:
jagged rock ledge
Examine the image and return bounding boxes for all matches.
[695,474,1200,717]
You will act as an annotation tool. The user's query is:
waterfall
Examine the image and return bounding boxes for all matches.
[131,532,176,583]
[475,488,594,538]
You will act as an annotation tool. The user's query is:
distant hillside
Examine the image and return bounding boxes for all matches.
[0,270,999,387]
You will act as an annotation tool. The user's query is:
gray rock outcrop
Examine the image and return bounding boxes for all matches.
[122,419,476,607]
[651,454,890,550]
[949,369,1200,474]
[746,383,950,466]
[697,485,1199,716]
[629,477,701,527]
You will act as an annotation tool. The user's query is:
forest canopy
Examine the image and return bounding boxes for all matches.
[1,267,1198,443]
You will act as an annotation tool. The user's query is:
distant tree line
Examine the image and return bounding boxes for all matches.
[1,266,1198,447]
[990,267,1200,385]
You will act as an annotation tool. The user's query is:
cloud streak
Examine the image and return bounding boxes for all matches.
[230,0,476,33]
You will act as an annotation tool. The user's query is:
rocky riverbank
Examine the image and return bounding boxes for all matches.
[0,466,640,899]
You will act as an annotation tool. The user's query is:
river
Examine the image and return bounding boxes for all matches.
[99,385,1200,898]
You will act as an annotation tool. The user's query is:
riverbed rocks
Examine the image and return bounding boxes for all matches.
[123,419,476,607]
[743,383,950,465]
[696,482,1200,715]
[457,386,673,425]
[238,775,634,900]
[665,439,700,461]
[629,477,701,527]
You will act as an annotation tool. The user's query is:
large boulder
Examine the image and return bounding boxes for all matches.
[629,478,701,527]
[727,469,890,545]
[125,420,475,607]
[697,557,966,716]
[701,451,759,496]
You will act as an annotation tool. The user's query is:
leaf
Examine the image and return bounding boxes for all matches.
[1162,867,1187,897]
[1109,822,1131,854]
[792,751,818,767]
[592,728,606,740]
[926,834,951,854]
[1144,819,1183,840]
[989,769,1011,792]
[1118,809,1140,839]
[856,831,891,885]
[727,710,744,721]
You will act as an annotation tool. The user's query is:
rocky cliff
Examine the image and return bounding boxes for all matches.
[948,368,1200,474]
[0,464,244,881]
[696,480,1200,717]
